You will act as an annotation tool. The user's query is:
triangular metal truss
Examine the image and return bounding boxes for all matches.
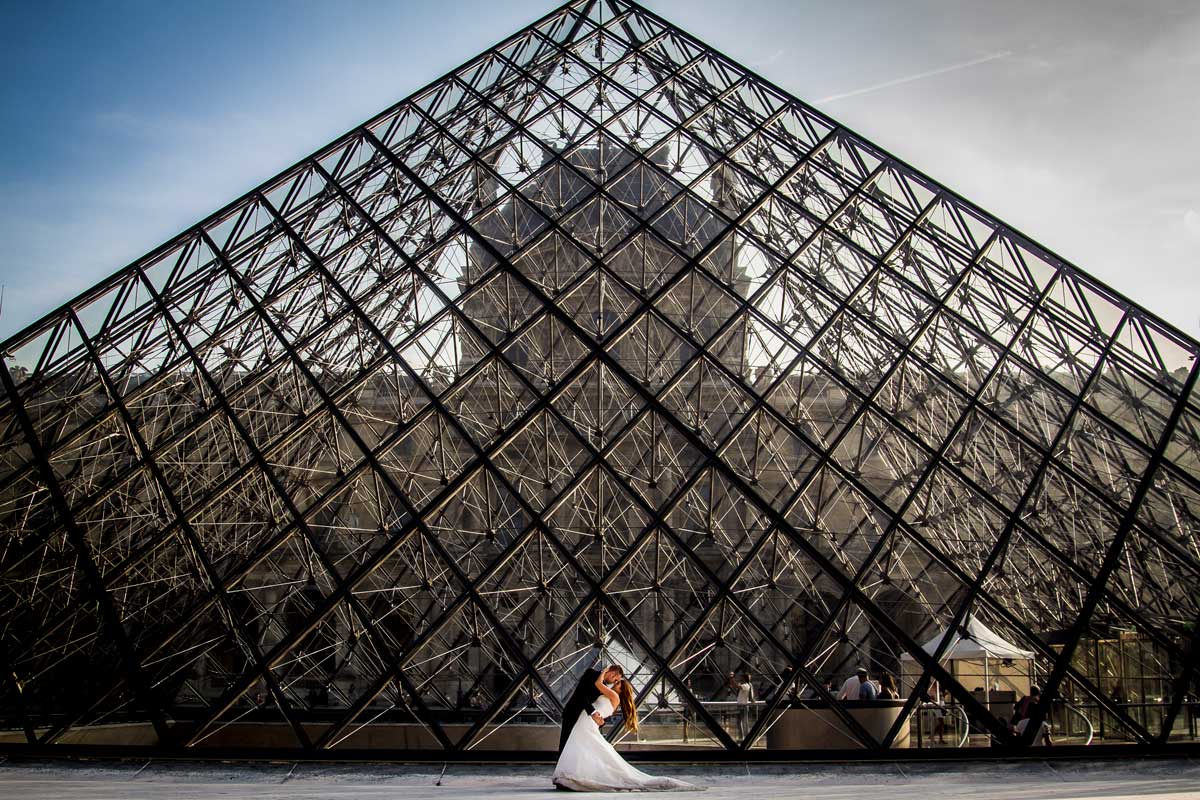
[2,0,1199,757]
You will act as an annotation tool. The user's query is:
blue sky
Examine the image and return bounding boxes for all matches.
[1,0,1198,341]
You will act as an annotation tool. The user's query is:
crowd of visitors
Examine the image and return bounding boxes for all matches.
[680,667,1057,748]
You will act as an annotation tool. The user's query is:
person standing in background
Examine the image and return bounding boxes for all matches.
[736,673,755,738]
[858,670,879,700]
[837,667,867,700]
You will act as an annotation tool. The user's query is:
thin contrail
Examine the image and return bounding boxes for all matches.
[815,50,1013,104]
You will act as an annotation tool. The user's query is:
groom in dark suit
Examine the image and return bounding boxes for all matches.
[558,662,624,754]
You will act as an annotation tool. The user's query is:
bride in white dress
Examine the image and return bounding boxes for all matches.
[553,672,703,792]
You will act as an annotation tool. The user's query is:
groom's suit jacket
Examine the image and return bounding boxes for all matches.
[558,667,603,753]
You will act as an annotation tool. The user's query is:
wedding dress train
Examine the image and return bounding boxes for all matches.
[552,695,703,792]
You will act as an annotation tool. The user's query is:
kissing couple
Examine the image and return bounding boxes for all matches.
[552,661,703,792]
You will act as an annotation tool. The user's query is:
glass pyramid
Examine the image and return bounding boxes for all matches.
[2,0,1198,757]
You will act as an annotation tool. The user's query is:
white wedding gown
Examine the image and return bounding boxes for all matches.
[553,695,703,792]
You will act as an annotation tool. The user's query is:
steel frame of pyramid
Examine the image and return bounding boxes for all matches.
[2,0,1199,760]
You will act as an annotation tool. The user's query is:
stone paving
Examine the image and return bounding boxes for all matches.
[2,758,1200,799]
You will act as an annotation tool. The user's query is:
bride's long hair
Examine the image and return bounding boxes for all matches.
[616,679,639,734]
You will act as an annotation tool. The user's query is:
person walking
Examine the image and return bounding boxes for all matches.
[682,677,695,744]
[928,688,948,744]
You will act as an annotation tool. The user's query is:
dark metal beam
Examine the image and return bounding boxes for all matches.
[364,126,1018,746]
[0,363,171,744]
[1017,356,1200,746]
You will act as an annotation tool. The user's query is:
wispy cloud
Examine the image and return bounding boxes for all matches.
[748,48,786,69]
[816,50,1013,104]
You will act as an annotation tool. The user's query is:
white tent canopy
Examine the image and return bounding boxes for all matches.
[900,616,1034,662]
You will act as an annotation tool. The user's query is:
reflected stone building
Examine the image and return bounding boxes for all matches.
[1,0,1199,757]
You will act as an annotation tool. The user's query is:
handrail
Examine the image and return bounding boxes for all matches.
[1062,700,1095,746]
[955,705,970,748]
[916,702,969,748]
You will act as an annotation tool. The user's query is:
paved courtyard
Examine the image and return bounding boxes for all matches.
[1,758,1199,799]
